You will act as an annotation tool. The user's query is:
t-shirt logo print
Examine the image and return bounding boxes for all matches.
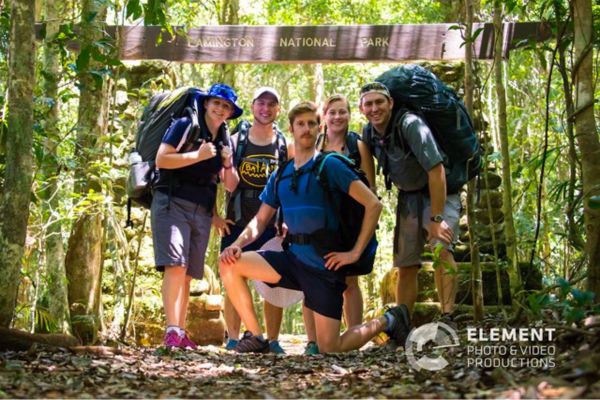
[239,154,277,187]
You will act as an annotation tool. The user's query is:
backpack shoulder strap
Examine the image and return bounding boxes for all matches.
[274,158,294,199]
[345,131,361,166]
[274,126,288,164]
[233,120,251,165]
[274,158,294,234]
[315,132,326,152]
[391,109,413,151]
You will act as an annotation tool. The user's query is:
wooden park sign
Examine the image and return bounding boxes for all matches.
[37,22,551,63]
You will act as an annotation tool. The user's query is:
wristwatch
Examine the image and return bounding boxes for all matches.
[430,214,444,223]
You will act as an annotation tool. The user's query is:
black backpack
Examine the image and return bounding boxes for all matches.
[126,87,206,223]
[275,152,378,276]
[227,120,288,225]
[367,64,481,193]
[316,130,362,168]
[233,120,288,167]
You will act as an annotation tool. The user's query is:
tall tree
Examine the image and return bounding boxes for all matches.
[572,0,600,296]
[215,0,238,85]
[0,0,36,327]
[64,0,110,343]
[39,0,69,333]
[493,0,520,293]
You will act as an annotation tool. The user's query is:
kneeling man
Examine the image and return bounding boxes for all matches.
[219,101,411,353]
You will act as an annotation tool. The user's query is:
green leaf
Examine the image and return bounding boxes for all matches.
[570,288,595,306]
[144,0,168,26]
[76,46,91,72]
[85,11,98,23]
[589,195,600,209]
[126,0,143,20]
[557,277,570,299]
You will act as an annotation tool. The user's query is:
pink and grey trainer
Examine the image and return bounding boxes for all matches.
[179,334,198,350]
[163,330,182,347]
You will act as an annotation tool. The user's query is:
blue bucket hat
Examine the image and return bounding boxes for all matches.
[200,83,243,119]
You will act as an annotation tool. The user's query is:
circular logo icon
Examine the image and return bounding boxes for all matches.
[405,322,459,371]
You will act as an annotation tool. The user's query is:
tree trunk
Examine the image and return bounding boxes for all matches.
[572,0,600,296]
[206,0,239,273]
[554,2,584,253]
[493,1,521,295]
[214,0,238,86]
[64,0,110,344]
[464,0,483,322]
[0,0,36,327]
[39,0,69,333]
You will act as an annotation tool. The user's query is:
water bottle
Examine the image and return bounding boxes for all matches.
[129,151,142,165]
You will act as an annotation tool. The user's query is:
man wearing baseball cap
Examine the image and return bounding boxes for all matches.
[359,80,460,330]
[220,86,294,353]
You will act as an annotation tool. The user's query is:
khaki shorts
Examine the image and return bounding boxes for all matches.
[394,192,461,268]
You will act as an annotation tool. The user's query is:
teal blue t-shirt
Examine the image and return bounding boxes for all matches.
[260,155,359,270]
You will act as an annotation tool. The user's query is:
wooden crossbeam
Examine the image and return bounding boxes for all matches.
[36,22,552,63]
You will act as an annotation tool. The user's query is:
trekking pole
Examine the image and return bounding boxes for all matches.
[120,211,148,342]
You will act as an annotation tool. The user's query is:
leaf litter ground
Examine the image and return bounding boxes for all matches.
[1,316,599,399]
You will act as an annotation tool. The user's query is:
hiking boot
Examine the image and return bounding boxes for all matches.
[225,338,239,350]
[233,331,269,354]
[384,304,412,348]
[304,341,320,355]
[179,334,198,350]
[163,330,182,348]
[269,340,285,354]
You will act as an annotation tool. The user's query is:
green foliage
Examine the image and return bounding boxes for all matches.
[527,278,600,324]
[0,6,9,63]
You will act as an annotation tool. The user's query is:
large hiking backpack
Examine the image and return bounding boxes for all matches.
[126,86,206,210]
[275,152,378,276]
[372,64,481,193]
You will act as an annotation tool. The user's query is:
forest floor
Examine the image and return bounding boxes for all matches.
[1,315,599,399]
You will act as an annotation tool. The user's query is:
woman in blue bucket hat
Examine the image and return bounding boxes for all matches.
[151,83,242,349]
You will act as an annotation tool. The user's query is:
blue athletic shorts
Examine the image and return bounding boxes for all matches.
[257,250,347,320]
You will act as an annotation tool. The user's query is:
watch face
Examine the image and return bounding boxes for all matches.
[432,215,444,223]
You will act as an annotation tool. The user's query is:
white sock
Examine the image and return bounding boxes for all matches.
[167,325,185,337]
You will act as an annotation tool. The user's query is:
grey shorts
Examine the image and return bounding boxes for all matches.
[150,191,212,279]
[394,192,461,268]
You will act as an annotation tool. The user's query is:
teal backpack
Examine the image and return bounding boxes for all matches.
[367,64,481,193]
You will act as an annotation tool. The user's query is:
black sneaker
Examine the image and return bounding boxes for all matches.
[384,304,412,348]
[233,331,269,354]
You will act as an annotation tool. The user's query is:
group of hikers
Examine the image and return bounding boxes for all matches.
[147,76,463,354]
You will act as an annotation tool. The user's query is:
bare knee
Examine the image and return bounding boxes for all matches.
[219,259,235,280]
[317,336,340,354]
[397,266,419,280]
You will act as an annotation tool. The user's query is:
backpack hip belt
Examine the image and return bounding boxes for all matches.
[238,188,263,199]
